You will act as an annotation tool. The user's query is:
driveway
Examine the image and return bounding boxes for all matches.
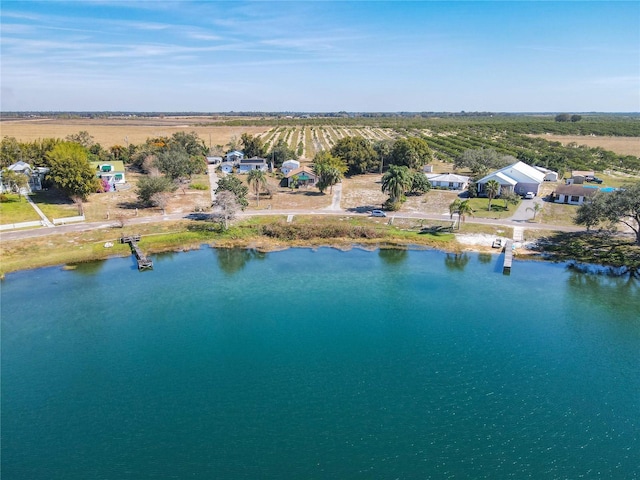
[510,195,544,222]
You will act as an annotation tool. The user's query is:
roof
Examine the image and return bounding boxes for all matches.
[572,170,594,177]
[479,171,518,186]
[555,185,599,197]
[90,161,125,172]
[426,173,470,183]
[478,161,545,185]
[284,166,318,179]
[8,161,32,172]
[240,157,267,164]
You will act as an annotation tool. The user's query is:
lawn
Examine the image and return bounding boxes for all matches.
[464,197,521,219]
[0,194,40,224]
[31,190,79,220]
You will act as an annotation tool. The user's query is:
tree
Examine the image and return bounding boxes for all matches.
[313,151,347,194]
[46,142,99,200]
[269,139,298,168]
[381,165,412,208]
[454,149,511,177]
[0,169,29,195]
[373,139,394,173]
[331,136,377,175]
[571,114,582,123]
[449,198,473,229]
[154,144,205,192]
[169,131,207,157]
[247,169,268,205]
[65,131,95,148]
[555,113,572,122]
[212,190,239,230]
[215,175,248,210]
[240,133,266,158]
[501,190,520,210]
[1,136,22,167]
[575,184,640,244]
[389,137,432,169]
[150,191,171,214]
[136,175,176,205]
[485,179,500,210]
[526,202,543,221]
[408,171,431,196]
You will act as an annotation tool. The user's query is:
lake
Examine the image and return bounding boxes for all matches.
[2,247,639,479]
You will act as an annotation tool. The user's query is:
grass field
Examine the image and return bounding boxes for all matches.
[0,118,269,149]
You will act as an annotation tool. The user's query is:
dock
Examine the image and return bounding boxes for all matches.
[120,235,153,270]
[503,239,513,275]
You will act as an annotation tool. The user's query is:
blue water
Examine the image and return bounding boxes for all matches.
[2,247,639,479]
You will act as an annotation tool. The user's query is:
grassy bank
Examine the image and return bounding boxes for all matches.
[0,217,460,276]
[2,216,638,278]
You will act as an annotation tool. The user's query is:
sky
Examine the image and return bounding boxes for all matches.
[1,1,639,112]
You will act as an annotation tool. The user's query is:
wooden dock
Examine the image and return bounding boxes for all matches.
[503,239,513,275]
[120,235,153,270]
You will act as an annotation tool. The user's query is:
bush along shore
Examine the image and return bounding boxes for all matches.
[1,217,638,278]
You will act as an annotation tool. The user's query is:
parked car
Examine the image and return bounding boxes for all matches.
[371,210,386,217]
[524,192,535,199]
[591,177,603,184]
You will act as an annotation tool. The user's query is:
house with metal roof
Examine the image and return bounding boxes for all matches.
[476,161,545,196]
[426,173,470,190]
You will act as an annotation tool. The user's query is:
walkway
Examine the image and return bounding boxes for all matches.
[323,182,342,211]
[24,193,54,227]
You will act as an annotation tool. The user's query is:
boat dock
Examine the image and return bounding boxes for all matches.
[503,239,513,275]
[120,235,153,270]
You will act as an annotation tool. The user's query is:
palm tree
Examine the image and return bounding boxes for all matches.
[457,200,473,227]
[526,202,543,221]
[381,165,412,205]
[448,198,473,229]
[485,179,500,211]
[247,169,267,206]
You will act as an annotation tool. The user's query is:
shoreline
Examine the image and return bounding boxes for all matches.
[0,216,636,279]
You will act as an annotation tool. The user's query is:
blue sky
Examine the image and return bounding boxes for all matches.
[1,1,638,112]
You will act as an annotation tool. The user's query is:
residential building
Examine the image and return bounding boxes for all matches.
[426,173,470,190]
[476,161,545,196]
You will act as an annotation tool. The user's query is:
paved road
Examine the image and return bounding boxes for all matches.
[0,204,583,243]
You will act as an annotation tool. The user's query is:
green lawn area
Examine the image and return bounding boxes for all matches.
[0,194,40,224]
[464,197,521,219]
[31,190,79,220]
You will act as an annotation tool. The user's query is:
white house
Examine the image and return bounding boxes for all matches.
[553,185,599,205]
[426,173,470,190]
[533,166,559,182]
[225,150,244,162]
[477,161,545,196]
[281,159,301,175]
[238,157,268,174]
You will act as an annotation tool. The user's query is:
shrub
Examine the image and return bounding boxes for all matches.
[189,183,208,190]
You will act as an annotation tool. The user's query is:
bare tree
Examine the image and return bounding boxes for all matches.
[150,191,171,215]
[212,190,239,230]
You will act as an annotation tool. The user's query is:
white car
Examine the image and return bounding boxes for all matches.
[371,210,386,217]
[524,192,535,199]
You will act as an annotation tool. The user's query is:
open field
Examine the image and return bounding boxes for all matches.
[0,117,269,148]
[530,134,640,157]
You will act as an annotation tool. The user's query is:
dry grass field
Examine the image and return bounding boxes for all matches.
[0,116,269,148]
[530,134,640,157]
